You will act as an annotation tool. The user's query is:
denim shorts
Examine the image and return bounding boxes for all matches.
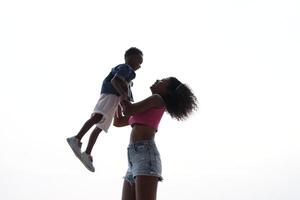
[124,140,163,184]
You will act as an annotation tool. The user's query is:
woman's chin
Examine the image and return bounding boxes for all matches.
[150,87,154,93]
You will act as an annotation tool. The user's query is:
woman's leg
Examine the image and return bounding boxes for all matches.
[135,176,159,200]
[75,113,103,141]
[122,180,136,200]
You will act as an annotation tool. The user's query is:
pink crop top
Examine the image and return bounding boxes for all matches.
[128,107,165,130]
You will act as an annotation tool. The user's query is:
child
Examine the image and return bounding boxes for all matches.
[113,77,198,200]
[67,47,143,172]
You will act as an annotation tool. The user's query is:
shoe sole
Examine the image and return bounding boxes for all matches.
[66,138,81,158]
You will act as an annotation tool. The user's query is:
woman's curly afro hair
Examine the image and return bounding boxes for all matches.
[161,77,198,121]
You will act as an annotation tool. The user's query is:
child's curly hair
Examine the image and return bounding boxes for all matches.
[124,47,143,58]
[161,77,198,121]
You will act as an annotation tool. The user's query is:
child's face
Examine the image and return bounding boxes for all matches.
[150,78,170,95]
[126,54,143,71]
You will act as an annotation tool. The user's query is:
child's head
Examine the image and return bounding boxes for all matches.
[150,77,198,120]
[124,47,143,71]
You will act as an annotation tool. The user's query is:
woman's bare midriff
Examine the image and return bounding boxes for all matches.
[130,124,156,143]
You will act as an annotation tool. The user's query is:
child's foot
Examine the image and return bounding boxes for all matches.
[80,152,95,172]
[66,136,82,158]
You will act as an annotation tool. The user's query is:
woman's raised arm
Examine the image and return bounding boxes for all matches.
[121,94,164,116]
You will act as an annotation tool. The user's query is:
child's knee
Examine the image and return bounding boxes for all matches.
[91,113,103,123]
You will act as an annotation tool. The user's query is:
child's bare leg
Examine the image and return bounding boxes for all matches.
[75,113,103,141]
[85,127,102,155]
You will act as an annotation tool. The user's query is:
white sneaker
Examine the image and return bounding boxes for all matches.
[80,152,95,172]
[66,136,82,158]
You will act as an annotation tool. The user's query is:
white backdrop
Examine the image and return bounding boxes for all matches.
[1,0,300,199]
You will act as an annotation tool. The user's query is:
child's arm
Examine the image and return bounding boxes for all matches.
[113,105,130,127]
[111,75,128,100]
[121,94,165,116]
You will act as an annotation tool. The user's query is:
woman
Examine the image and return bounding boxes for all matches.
[114,77,198,200]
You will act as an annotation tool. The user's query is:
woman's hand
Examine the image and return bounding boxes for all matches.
[115,104,123,118]
[113,104,130,127]
[120,100,132,116]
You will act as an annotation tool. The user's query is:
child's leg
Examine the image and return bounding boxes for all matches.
[76,113,103,141]
[85,126,102,155]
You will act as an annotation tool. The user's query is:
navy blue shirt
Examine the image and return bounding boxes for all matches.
[101,64,136,101]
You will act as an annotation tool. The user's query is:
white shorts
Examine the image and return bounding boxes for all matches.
[93,94,121,132]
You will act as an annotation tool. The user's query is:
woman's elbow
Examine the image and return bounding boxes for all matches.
[113,120,125,127]
[113,122,119,127]
[113,119,121,127]
[113,118,128,127]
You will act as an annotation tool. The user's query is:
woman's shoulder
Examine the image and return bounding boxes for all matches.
[148,94,165,108]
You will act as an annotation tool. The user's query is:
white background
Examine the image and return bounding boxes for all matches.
[1,0,300,199]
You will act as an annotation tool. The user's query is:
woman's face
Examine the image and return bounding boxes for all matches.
[150,78,170,95]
